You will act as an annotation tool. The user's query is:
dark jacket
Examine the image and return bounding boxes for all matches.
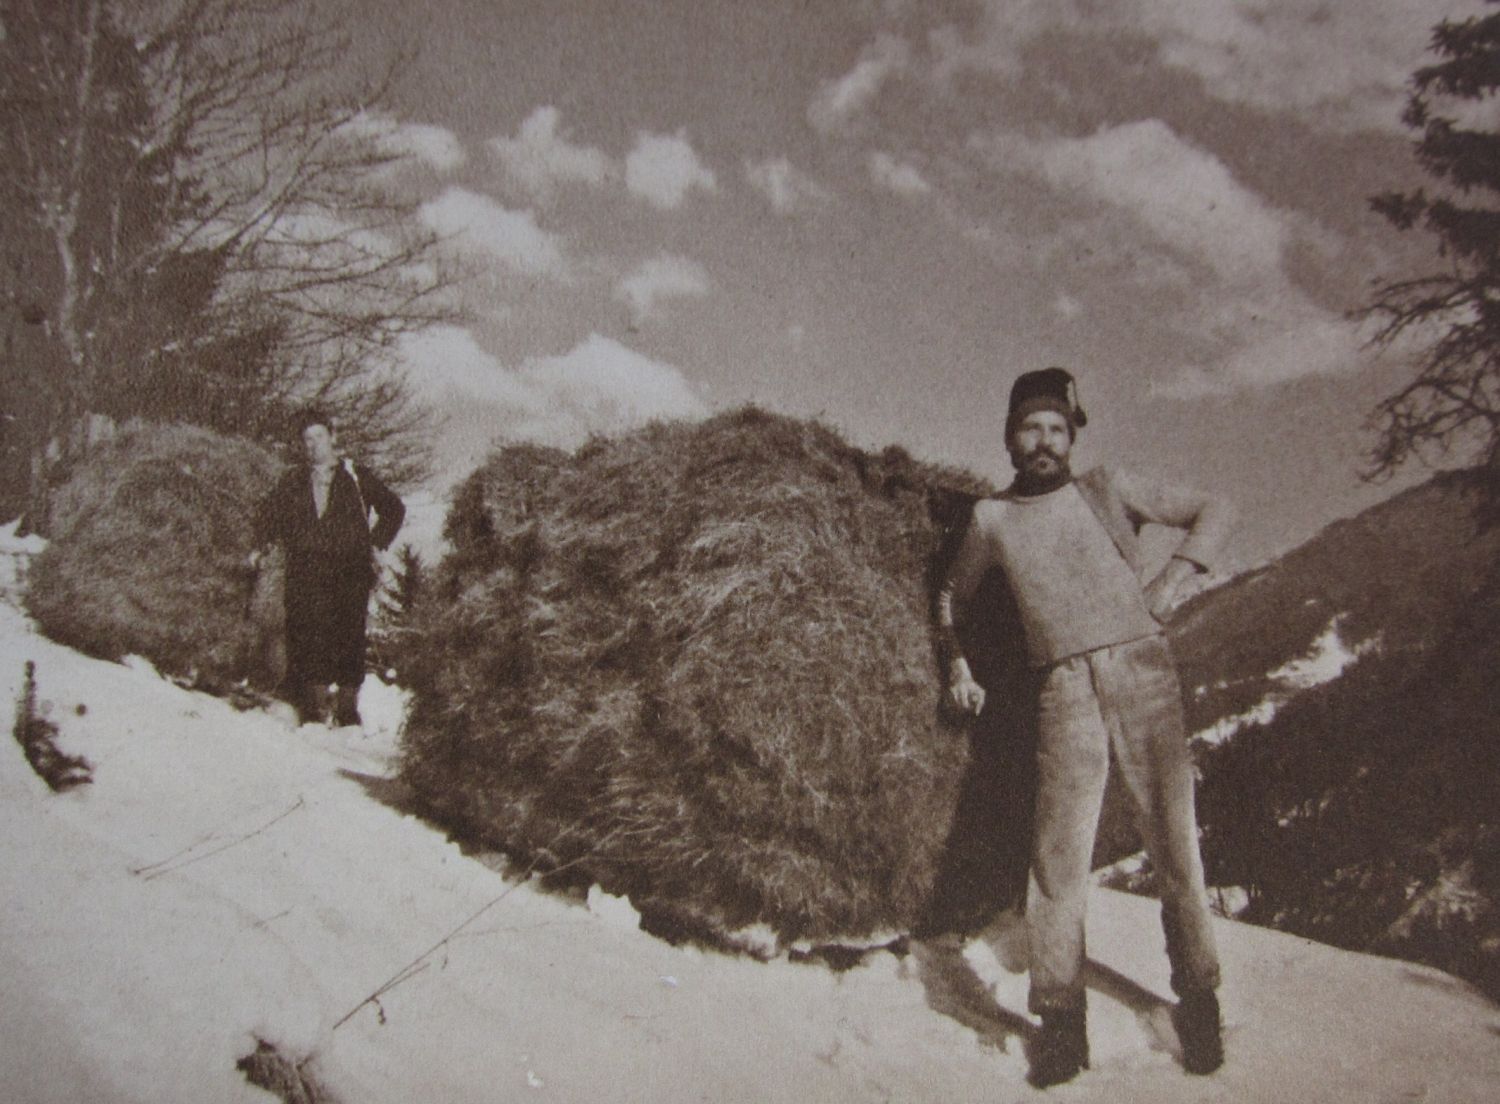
[255,460,404,588]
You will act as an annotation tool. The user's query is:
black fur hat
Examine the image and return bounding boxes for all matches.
[1006,367,1087,434]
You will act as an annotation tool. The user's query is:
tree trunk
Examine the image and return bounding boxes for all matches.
[22,411,117,538]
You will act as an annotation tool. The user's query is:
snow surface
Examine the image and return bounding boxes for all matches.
[2,602,1498,1103]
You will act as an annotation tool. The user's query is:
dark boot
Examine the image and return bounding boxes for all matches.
[333,684,362,728]
[286,682,331,726]
[1174,990,1224,1075]
[1029,1003,1089,1088]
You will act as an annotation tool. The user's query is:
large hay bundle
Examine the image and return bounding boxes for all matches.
[401,408,1022,943]
[26,423,283,690]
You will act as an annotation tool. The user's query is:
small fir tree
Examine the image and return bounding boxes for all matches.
[368,542,426,683]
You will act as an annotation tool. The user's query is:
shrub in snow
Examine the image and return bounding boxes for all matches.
[11,660,92,791]
[25,423,283,691]
[236,1039,336,1104]
[399,408,1023,943]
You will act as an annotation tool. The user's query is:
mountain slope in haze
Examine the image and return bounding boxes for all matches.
[1160,471,1500,999]
[1171,469,1499,733]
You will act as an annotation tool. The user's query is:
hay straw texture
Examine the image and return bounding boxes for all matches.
[401,408,1008,943]
[26,423,284,690]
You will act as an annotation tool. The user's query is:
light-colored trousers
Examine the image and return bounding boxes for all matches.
[1027,634,1221,1013]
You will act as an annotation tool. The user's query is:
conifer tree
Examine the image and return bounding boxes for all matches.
[1366,1,1500,520]
[369,542,426,683]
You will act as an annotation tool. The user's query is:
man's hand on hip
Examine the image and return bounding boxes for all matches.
[1144,555,1198,623]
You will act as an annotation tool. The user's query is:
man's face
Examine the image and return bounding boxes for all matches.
[1007,409,1073,480]
[301,423,337,466]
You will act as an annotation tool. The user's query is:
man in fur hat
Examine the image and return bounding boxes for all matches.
[938,368,1232,1086]
[251,407,405,729]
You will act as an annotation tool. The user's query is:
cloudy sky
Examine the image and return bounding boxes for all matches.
[348,0,1472,568]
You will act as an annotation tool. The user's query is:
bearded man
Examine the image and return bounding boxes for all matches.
[938,368,1232,1087]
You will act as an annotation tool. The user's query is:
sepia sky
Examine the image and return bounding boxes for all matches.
[344,0,1475,568]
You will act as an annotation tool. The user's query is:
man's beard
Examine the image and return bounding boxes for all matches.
[1013,448,1072,494]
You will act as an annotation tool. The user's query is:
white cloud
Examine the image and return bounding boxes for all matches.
[971,119,1369,396]
[1160,308,1364,398]
[615,253,712,326]
[929,3,1054,82]
[809,33,912,134]
[744,157,833,214]
[339,111,466,173]
[515,335,707,442]
[382,124,467,175]
[264,210,363,250]
[1012,120,1289,284]
[399,325,544,411]
[400,328,706,455]
[489,106,614,199]
[867,151,933,198]
[624,132,717,209]
[418,188,569,278]
[257,210,442,306]
[1133,0,1437,130]
[946,0,1437,131]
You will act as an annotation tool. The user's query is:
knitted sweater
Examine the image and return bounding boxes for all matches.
[938,466,1234,668]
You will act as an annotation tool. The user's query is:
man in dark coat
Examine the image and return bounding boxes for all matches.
[252,407,404,727]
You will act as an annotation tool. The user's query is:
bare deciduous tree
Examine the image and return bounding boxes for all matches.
[1,0,458,527]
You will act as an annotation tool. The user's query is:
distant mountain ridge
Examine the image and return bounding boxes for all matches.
[1171,469,1500,731]
[1159,469,1500,999]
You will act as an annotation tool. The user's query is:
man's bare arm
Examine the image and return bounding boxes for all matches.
[936,505,993,715]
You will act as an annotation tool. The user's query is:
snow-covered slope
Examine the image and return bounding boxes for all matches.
[2,604,1497,1104]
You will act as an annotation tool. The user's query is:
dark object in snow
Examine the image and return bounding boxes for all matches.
[25,422,284,692]
[12,661,92,791]
[1028,1002,1090,1088]
[401,407,1036,944]
[236,1039,337,1104]
[788,934,910,972]
[332,684,361,727]
[1174,990,1225,1075]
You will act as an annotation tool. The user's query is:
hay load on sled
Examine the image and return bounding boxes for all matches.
[26,423,284,692]
[400,408,1040,946]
